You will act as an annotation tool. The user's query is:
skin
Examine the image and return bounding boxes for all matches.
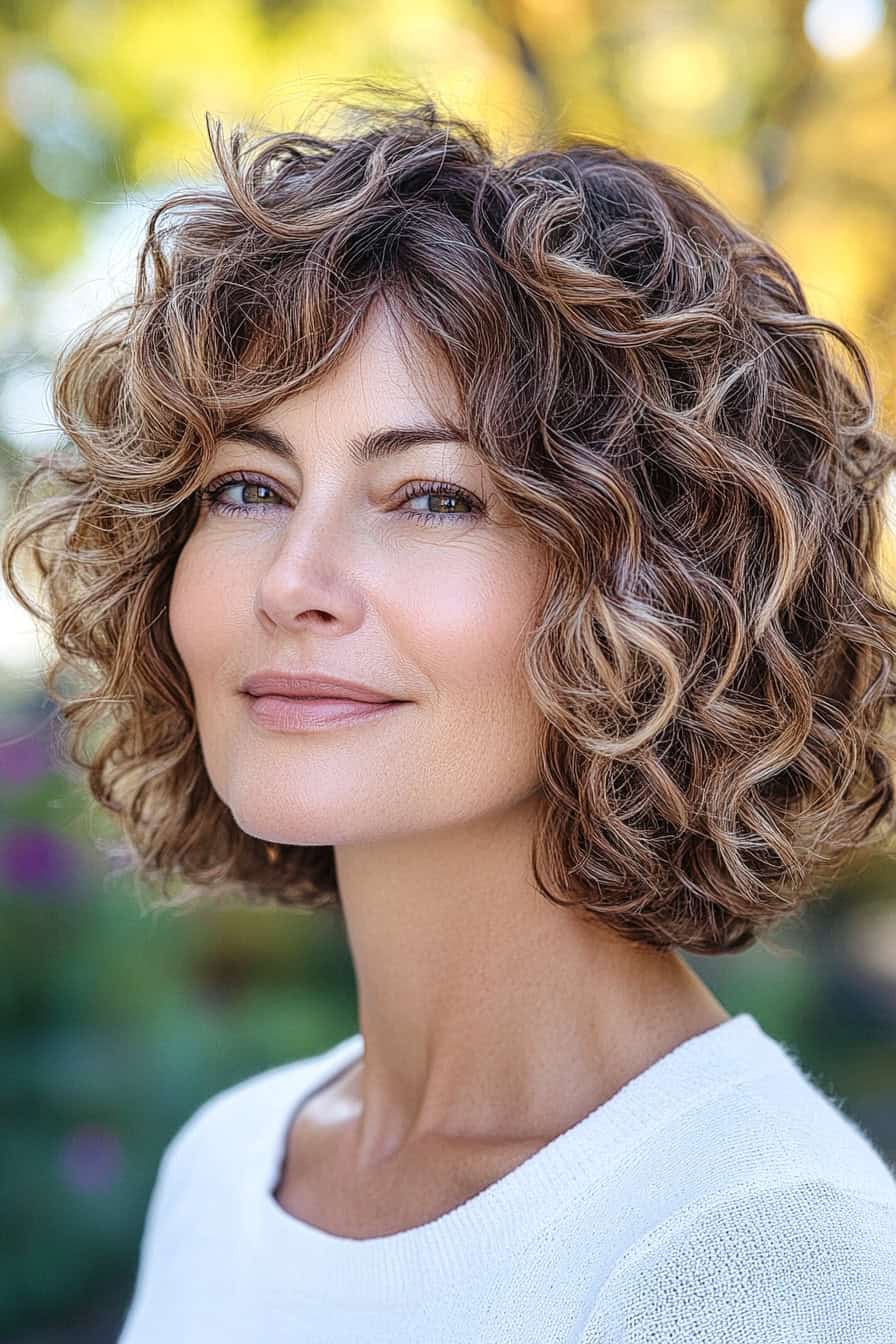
[168,295,729,1237]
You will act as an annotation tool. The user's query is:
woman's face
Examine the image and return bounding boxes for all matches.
[168,300,549,848]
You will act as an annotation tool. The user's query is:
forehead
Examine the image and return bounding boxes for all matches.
[218,299,469,461]
[303,298,461,421]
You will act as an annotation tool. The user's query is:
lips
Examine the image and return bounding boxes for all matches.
[240,672,398,702]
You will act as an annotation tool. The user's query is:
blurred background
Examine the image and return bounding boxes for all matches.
[2,0,896,1338]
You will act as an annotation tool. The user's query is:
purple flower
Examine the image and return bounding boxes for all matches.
[0,824,83,895]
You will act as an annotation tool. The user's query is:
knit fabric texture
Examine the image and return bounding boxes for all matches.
[117,1013,896,1342]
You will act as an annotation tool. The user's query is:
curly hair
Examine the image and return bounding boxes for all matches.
[4,78,896,956]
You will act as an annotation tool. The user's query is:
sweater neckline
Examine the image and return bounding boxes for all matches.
[241,1011,780,1306]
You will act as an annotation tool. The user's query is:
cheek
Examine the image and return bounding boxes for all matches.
[403,560,545,814]
[167,544,236,686]
[402,551,542,709]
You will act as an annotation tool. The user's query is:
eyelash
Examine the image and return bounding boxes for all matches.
[194,472,482,528]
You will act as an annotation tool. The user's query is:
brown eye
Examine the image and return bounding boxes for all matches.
[399,480,482,527]
[196,473,285,516]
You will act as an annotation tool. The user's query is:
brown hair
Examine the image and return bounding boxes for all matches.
[4,79,896,955]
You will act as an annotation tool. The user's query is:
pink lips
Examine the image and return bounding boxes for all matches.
[240,671,398,702]
[245,695,403,732]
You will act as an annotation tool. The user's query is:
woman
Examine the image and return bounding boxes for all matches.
[3,83,895,1341]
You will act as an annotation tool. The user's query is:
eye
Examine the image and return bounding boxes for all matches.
[194,473,483,527]
[195,473,284,517]
[396,480,482,527]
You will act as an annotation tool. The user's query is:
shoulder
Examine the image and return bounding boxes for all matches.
[131,1040,356,1254]
[153,1059,298,1177]
[626,1027,896,1225]
[579,1176,896,1343]
[153,1035,359,1191]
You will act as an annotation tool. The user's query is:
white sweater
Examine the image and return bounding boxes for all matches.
[118,1013,896,1342]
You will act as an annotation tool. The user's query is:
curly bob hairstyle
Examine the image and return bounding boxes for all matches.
[5,79,896,956]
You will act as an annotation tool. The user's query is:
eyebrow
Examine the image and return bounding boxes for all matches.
[215,417,470,465]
